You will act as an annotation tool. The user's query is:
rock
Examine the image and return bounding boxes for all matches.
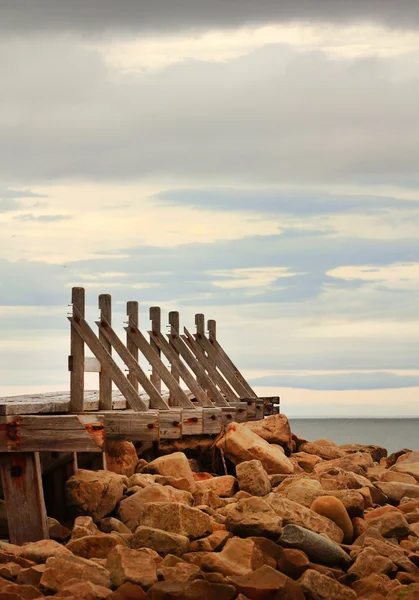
[66,533,128,559]
[364,505,400,520]
[216,423,294,475]
[107,581,148,599]
[299,568,357,600]
[192,489,223,509]
[348,547,395,579]
[366,511,411,539]
[154,475,194,492]
[72,516,102,540]
[21,539,73,563]
[380,471,418,484]
[0,562,21,580]
[279,524,350,567]
[352,574,392,598]
[341,444,387,463]
[235,460,271,496]
[265,495,344,543]
[352,516,367,538]
[195,476,237,498]
[145,453,196,492]
[99,518,132,535]
[127,474,156,488]
[132,527,189,556]
[361,537,418,573]
[40,554,112,593]
[374,482,419,503]
[227,564,305,599]
[317,466,371,490]
[0,551,35,568]
[202,537,264,577]
[399,451,419,464]
[47,517,71,541]
[157,562,200,582]
[387,583,419,600]
[138,503,212,539]
[148,578,236,600]
[299,442,346,461]
[310,496,353,543]
[55,579,112,598]
[106,441,138,477]
[391,462,419,483]
[117,484,175,531]
[248,536,283,564]
[244,414,293,454]
[278,548,310,579]
[66,470,125,521]
[106,545,157,589]
[17,564,45,587]
[293,452,323,473]
[0,581,41,599]
[189,531,232,552]
[223,497,282,538]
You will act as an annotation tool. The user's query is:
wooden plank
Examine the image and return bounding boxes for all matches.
[228,401,248,423]
[207,319,217,368]
[210,337,257,398]
[159,409,182,439]
[260,396,280,416]
[149,307,162,394]
[127,301,139,392]
[68,310,148,412]
[202,407,222,434]
[182,328,238,403]
[168,311,180,406]
[244,398,257,418]
[221,406,236,426]
[255,399,265,420]
[85,357,101,372]
[70,287,85,412]
[103,411,159,442]
[0,452,49,544]
[168,330,229,407]
[182,408,203,435]
[149,330,213,408]
[192,328,251,398]
[0,415,104,452]
[98,294,112,410]
[96,318,169,411]
[194,314,209,391]
[125,322,195,409]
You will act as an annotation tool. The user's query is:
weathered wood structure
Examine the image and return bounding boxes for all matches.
[0,288,279,544]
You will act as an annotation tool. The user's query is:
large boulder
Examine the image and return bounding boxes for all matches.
[279,524,350,567]
[223,497,283,538]
[236,460,271,496]
[66,469,125,521]
[40,554,112,593]
[144,453,196,492]
[265,495,344,543]
[195,476,237,498]
[216,423,294,475]
[374,482,419,503]
[138,503,212,539]
[20,540,72,563]
[299,442,346,461]
[244,414,293,454]
[66,533,129,559]
[106,545,158,588]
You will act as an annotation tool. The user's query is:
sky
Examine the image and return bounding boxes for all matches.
[1,1,419,417]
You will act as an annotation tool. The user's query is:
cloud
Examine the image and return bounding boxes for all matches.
[0,187,47,212]
[155,188,419,216]
[1,38,418,187]
[249,371,419,390]
[1,1,419,34]
[15,214,72,222]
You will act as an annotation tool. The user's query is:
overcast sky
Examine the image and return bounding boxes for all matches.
[1,1,418,416]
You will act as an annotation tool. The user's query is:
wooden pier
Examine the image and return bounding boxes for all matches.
[0,287,279,544]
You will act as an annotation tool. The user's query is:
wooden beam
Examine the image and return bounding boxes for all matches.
[68,310,148,412]
[168,311,180,406]
[103,411,159,442]
[209,337,257,398]
[0,452,49,544]
[96,318,170,411]
[168,329,229,407]
[70,287,85,412]
[98,294,112,410]
[149,307,162,394]
[149,330,213,408]
[182,328,238,404]
[126,301,139,391]
[125,321,195,409]
[194,314,208,391]
[207,319,217,369]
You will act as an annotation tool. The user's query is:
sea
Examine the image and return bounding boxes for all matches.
[289,418,419,455]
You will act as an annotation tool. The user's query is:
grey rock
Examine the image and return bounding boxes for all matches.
[279,524,351,567]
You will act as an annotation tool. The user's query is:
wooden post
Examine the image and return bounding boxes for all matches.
[168,311,180,406]
[127,302,139,391]
[0,452,48,544]
[195,314,208,391]
[98,294,112,410]
[150,307,162,393]
[208,319,217,368]
[70,287,85,412]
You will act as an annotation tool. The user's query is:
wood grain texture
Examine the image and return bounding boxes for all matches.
[149,307,162,394]
[159,409,182,439]
[103,411,159,441]
[126,301,139,391]
[70,287,85,412]
[210,338,257,398]
[98,294,112,410]
[202,407,222,434]
[168,311,180,406]
[0,452,49,544]
[182,408,203,435]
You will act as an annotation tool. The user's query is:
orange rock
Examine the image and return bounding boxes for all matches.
[227,564,305,599]
[105,441,138,477]
[310,496,353,543]
[364,505,400,520]
[277,548,310,580]
[352,517,367,540]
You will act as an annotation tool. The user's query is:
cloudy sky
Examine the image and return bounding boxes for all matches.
[1,1,419,416]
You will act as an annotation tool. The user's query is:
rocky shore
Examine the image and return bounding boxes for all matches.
[1,414,419,599]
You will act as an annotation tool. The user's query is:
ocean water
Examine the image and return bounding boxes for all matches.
[289,418,419,455]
